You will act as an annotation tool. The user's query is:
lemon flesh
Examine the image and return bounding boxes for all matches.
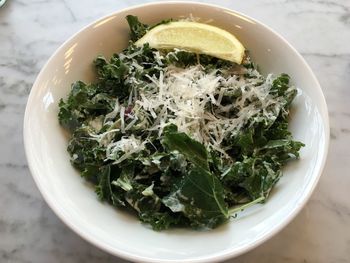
[135,21,245,64]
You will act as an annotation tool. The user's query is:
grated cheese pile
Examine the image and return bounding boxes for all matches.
[91,51,287,162]
[131,61,282,156]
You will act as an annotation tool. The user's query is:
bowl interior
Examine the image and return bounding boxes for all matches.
[24,2,329,263]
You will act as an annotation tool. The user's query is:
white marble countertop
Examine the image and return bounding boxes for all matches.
[0,0,349,262]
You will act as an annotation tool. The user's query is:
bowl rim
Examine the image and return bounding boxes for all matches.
[23,1,330,262]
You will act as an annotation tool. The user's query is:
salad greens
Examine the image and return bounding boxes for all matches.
[58,16,304,230]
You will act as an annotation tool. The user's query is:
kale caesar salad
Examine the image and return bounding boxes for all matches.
[58,16,304,230]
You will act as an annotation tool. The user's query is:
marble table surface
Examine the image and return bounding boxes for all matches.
[1,0,349,262]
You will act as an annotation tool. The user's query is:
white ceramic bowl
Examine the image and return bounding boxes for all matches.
[24,2,329,262]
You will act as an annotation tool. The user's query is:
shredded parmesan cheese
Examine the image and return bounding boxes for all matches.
[132,64,281,154]
[97,55,283,162]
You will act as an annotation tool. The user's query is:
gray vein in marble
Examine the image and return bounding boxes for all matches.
[301,52,350,58]
[287,10,344,16]
[310,198,350,219]
[340,128,350,133]
[61,0,77,22]
[311,0,350,11]
[340,13,350,24]
[330,129,337,140]
[341,112,350,117]
[282,0,350,11]
[0,163,28,169]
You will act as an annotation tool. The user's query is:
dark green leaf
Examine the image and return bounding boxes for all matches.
[162,127,209,170]
[126,15,149,41]
[163,166,228,229]
[271,73,290,96]
[259,139,305,162]
[95,166,112,201]
[139,211,184,231]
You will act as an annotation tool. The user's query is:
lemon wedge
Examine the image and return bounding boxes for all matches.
[135,21,245,64]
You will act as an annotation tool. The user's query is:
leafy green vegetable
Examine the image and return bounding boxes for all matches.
[126,15,173,42]
[162,125,209,170]
[58,15,304,231]
[126,15,149,42]
[163,166,228,228]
